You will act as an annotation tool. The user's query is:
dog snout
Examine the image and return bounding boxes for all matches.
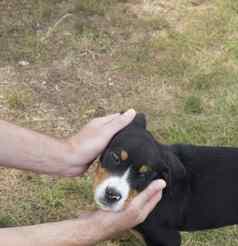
[105,186,122,203]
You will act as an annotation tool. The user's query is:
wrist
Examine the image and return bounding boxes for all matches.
[70,213,107,246]
[58,140,84,177]
[87,210,124,243]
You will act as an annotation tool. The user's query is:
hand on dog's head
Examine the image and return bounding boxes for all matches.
[94,113,186,212]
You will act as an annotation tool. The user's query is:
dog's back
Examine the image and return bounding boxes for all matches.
[172,144,238,230]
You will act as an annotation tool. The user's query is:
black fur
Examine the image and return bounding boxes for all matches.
[99,113,238,246]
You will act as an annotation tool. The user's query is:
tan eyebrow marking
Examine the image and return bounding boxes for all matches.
[121,150,128,161]
[139,165,151,173]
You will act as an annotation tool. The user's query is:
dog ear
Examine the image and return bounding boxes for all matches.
[160,152,186,194]
[132,113,146,129]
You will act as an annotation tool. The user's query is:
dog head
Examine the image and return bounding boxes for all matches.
[94,113,186,212]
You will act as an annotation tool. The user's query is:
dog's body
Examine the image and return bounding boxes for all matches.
[136,144,238,246]
[94,114,238,246]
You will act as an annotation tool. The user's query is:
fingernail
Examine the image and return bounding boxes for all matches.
[123,109,136,118]
[152,179,167,190]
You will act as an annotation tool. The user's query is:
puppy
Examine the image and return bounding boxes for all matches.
[94,113,238,246]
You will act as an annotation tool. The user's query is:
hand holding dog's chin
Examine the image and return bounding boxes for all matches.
[87,179,166,243]
[62,110,136,177]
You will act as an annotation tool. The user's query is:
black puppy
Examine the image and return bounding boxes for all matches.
[94,113,238,246]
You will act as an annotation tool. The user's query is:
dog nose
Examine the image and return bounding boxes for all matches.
[105,187,122,203]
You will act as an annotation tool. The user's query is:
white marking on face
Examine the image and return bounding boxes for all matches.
[94,168,131,212]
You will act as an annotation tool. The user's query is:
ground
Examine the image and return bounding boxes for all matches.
[0,0,238,245]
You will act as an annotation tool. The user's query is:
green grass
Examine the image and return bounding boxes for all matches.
[184,96,203,114]
[0,215,17,227]
[190,66,237,91]
[5,87,33,110]
[142,16,171,31]
[1,0,238,245]
[73,0,114,16]
[0,0,64,64]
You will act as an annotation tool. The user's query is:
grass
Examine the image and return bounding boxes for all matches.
[0,215,16,227]
[73,0,114,16]
[1,0,238,245]
[4,87,33,110]
[184,96,203,114]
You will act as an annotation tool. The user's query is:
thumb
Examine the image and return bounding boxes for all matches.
[124,179,166,226]
[130,179,166,210]
[105,109,136,136]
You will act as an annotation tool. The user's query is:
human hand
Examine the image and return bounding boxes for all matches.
[64,109,136,176]
[0,180,164,246]
[85,179,166,244]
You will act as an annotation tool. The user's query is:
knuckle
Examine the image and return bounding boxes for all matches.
[146,183,155,194]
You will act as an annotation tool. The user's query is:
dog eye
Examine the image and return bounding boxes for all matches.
[111,152,120,164]
[139,165,152,174]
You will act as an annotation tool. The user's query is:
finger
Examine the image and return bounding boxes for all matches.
[105,109,136,136]
[142,189,163,218]
[130,179,166,210]
[93,113,120,125]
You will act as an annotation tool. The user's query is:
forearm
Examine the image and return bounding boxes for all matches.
[0,120,76,176]
[0,111,137,176]
[0,216,104,246]
[0,179,166,246]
